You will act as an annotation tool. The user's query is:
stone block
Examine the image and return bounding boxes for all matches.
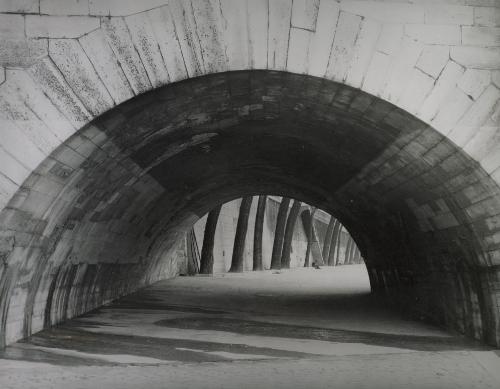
[0,0,38,13]
[28,58,92,129]
[326,12,362,82]
[345,19,380,88]
[431,87,473,135]
[291,0,320,31]
[6,69,75,141]
[383,37,423,102]
[451,46,500,69]
[493,71,500,88]
[0,38,48,68]
[0,120,46,171]
[462,26,500,46]
[416,45,449,79]
[219,0,250,71]
[339,1,424,23]
[287,28,312,74]
[125,12,169,88]
[247,0,269,70]
[466,0,500,6]
[26,15,100,38]
[425,4,473,25]
[474,6,500,26]
[362,51,391,96]
[101,17,152,94]
[398,68,435,114]
[268,0,293,71]
[432,212,460,230]
[377,24,403,55]
[307,0,340,77]
[146,7,188,82]
[79,29,134,104]
[405,24,461,45]
[0,148,30,186]
[419,61,464,122]
[457,69,491,99]
[49,39,114,116]
[0,15,25,39]
[89,0,168,16]
[40,0,90,15]
[450,85,500,146]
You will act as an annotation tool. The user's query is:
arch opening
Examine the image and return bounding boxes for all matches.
[1,70,500,348]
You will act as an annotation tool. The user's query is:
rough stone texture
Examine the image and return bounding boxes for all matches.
[0,0,499,349]
[26,15,100,38]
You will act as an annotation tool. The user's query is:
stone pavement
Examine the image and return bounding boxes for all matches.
[1,265,499,388]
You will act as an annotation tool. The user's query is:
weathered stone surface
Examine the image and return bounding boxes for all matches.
[326,12,362,82]
[377,24,403,56]
[268,0,292,70]
[287,28,312,74]
[1,0,500,352]
[398,68,435,114]
[474,6,500,26]
[146,6,187,82]
[449,84,500,146]
[89,0,168,16]
[362,51,391,95]
[49,39,114,116]
[416,45,449,79]
[0,0,38,13]
[27,58,92,129]
[307,0,340,77]
[0,38,48,68]
[291,0,320,31]
[424,4,473,25]
[451,46,500,69]
[462,26,500,46]
[125,12,170,87]
[219,0,250,71]
[247,0,268,70]
[339,0,424,23]
[405,24,461,45]
[431,87,473,134]
[101,17,152,95]
[0,14,25,39]
[79,29,134,104]
[26,15,100,38]
[40,0,90,15]
[166,0,204,77]
[383,37,423,102]
[457,69,491,99]
[419,61,465,121]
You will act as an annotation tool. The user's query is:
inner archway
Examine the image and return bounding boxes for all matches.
[1,70,499,350]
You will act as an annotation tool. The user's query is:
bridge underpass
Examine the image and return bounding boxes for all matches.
[0,0,500,387]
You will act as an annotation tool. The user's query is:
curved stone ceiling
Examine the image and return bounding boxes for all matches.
[0,0,499,347]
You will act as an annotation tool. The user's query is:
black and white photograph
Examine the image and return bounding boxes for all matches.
[0,0,500,388]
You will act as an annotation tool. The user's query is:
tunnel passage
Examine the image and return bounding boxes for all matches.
[1,70,500,347]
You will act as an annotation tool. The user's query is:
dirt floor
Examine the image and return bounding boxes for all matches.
[1,265,499,388]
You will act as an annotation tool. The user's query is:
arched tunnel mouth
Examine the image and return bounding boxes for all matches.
[1,69,500,352]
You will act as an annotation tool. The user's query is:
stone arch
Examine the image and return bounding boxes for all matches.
[0,0,499,346]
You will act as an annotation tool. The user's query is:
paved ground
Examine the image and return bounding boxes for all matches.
[1,265,499,388]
